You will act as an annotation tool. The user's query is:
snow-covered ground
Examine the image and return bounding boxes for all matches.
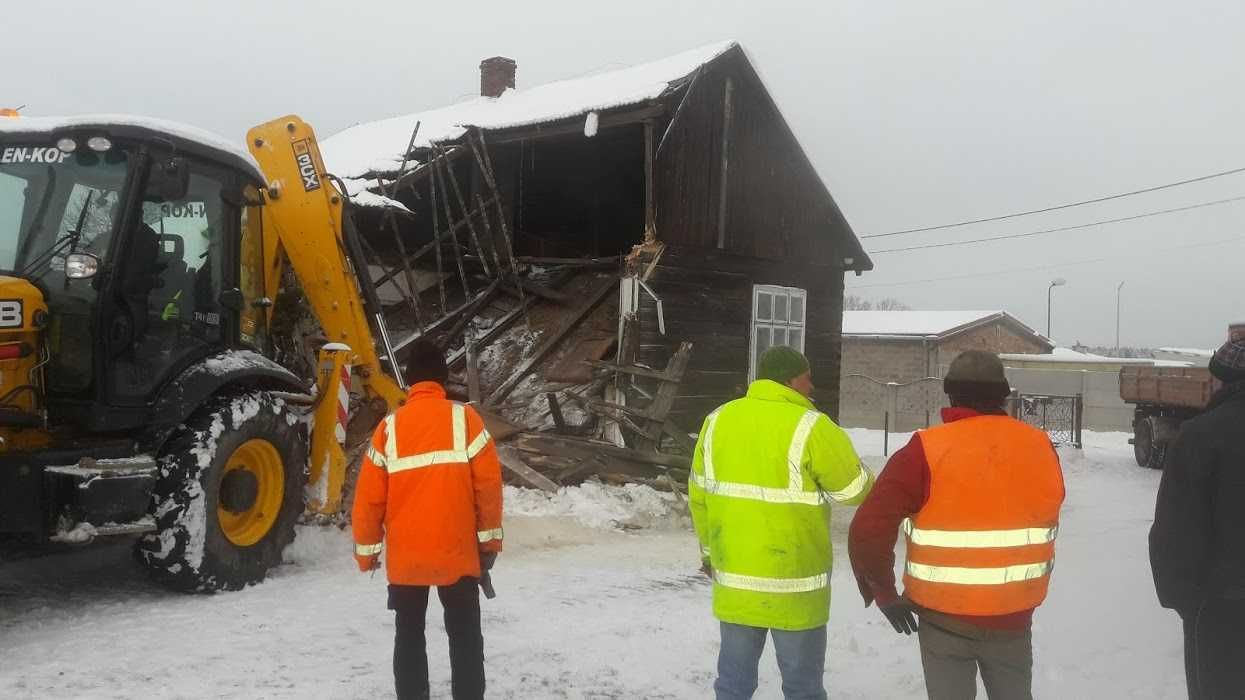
[0,431,1186,698]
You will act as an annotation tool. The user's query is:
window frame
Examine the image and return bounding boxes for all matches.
[749,284,808,383]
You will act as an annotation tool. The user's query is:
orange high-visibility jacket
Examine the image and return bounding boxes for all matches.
[352,382,503,586]
[903,415,1065,616]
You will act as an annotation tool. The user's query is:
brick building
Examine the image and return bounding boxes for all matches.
[838,311,1051,429]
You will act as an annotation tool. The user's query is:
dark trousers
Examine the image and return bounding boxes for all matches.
[1183,598,1245,700]
[918,620,1033,700]
[389,578,484,700]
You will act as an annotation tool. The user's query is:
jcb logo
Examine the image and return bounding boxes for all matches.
[0,300,23,328]
[292,139,321,192]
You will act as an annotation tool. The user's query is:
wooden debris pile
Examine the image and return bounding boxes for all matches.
[333,123,694,493]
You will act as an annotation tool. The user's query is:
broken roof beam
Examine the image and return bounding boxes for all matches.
[385,144,470,196]
[513,433,689,470]
[484,276,618,407]
[515,255,623,267]
[391,283,498,353]
[431,141,492,278]
[497,445,560,493]
[369,195,498,292]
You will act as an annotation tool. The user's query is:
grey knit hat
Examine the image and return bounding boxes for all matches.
[943,350,1011,399]
[1209,339,1245,383]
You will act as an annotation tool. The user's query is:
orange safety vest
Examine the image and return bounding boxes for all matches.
[903,415,1065,616]
[352,382,503,586]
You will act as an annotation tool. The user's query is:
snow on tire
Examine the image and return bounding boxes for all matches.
[135,390,306,592]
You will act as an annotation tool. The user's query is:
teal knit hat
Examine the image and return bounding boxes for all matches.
[757,346,811,384]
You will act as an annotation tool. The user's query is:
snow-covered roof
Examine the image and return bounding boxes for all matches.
[999,348,1157,365]
[0,113,262,180]
[321,41,737,189]
[1156,347,1213,358]
[842,310,1045,341]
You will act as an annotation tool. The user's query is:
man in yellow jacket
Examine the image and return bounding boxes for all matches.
[690,345,873,700]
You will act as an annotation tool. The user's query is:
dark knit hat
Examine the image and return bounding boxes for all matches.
[944,350,1011,399]
[402,339,449,386]
[1209,339,1245,383]
[757,346,811,384]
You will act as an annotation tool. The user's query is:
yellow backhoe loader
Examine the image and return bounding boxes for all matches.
[0,112,407,590]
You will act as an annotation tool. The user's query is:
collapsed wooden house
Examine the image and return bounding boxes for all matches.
[318,41,873,490]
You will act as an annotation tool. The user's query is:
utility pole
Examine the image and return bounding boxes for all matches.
[1116,281,1126,355]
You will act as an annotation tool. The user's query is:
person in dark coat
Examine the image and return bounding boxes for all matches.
[1150,337,1245,700]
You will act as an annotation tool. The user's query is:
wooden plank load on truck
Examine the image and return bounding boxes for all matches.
[1119,365,1217,468]
[1119,323,1244,469]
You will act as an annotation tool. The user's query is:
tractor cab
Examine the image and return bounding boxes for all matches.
[0,116,272,442]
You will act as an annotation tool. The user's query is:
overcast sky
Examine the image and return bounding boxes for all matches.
[7,0,1242,348]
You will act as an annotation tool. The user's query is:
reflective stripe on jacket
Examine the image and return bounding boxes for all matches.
[351,382,503,585]
[903,415,1064,616]
[689,380,873,631]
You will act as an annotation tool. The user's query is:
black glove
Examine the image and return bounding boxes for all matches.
[480,551,498,571]
[879,601,919,635]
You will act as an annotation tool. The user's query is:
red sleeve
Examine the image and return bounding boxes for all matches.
[848,434,930,607]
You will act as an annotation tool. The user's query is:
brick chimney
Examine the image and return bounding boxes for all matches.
[480,56,516,98]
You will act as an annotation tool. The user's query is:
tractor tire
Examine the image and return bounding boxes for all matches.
[135,390,306,591]
[1133,417,1166,470]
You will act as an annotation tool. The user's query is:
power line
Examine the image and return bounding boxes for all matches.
[848,235,1242,289]
[868,195,1245,255]
[863,165,1245,239]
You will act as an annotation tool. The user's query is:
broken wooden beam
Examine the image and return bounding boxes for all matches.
[633,342,694,452]
[431,141,492,277]
[466,343,482,404]
[497,445,559,493]
[500,279,572,305]
[582,359,674,382]
[484,276,618,407]
[391,285,496,353]
[546,393,567,430]
[441,279,501,347]
[446,295,537,369]
[515,255,623,267]
[513,433,689,470]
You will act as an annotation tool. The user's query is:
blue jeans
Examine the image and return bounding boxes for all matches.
[715,621,827,700]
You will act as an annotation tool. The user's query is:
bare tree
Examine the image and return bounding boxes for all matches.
[844,295,910,311]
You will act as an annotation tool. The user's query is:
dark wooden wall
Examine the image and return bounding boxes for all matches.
[639,246,846,431]
[653,46,859,267]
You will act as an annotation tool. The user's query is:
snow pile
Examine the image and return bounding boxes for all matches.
[320,41,736,183]
[504,482,688,531]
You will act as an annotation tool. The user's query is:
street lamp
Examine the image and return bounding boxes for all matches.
[1116,281,1126,356]
[1047,278,1067,339]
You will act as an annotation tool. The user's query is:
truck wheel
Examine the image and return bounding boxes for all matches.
[135,390,306,591]
[1134,417,1166,469]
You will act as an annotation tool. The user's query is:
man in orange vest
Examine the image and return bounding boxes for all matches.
[848,351,1065,700]
[353,340,503,700]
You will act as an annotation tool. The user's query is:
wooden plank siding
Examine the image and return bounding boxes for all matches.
[638,246,847,430]
[654,46,863,268]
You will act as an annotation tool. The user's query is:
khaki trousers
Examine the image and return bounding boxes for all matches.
[918,620,1033,700]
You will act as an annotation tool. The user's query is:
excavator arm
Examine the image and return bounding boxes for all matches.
[246,116,406,514]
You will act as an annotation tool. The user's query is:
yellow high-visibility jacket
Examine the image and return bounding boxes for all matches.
[690,380,872,630]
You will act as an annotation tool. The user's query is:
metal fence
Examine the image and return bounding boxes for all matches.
[840,373,1083,452]
[1006,393,1083,448]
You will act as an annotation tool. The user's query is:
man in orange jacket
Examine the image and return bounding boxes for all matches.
[849,351,1064,700]
[353,340,503,700]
